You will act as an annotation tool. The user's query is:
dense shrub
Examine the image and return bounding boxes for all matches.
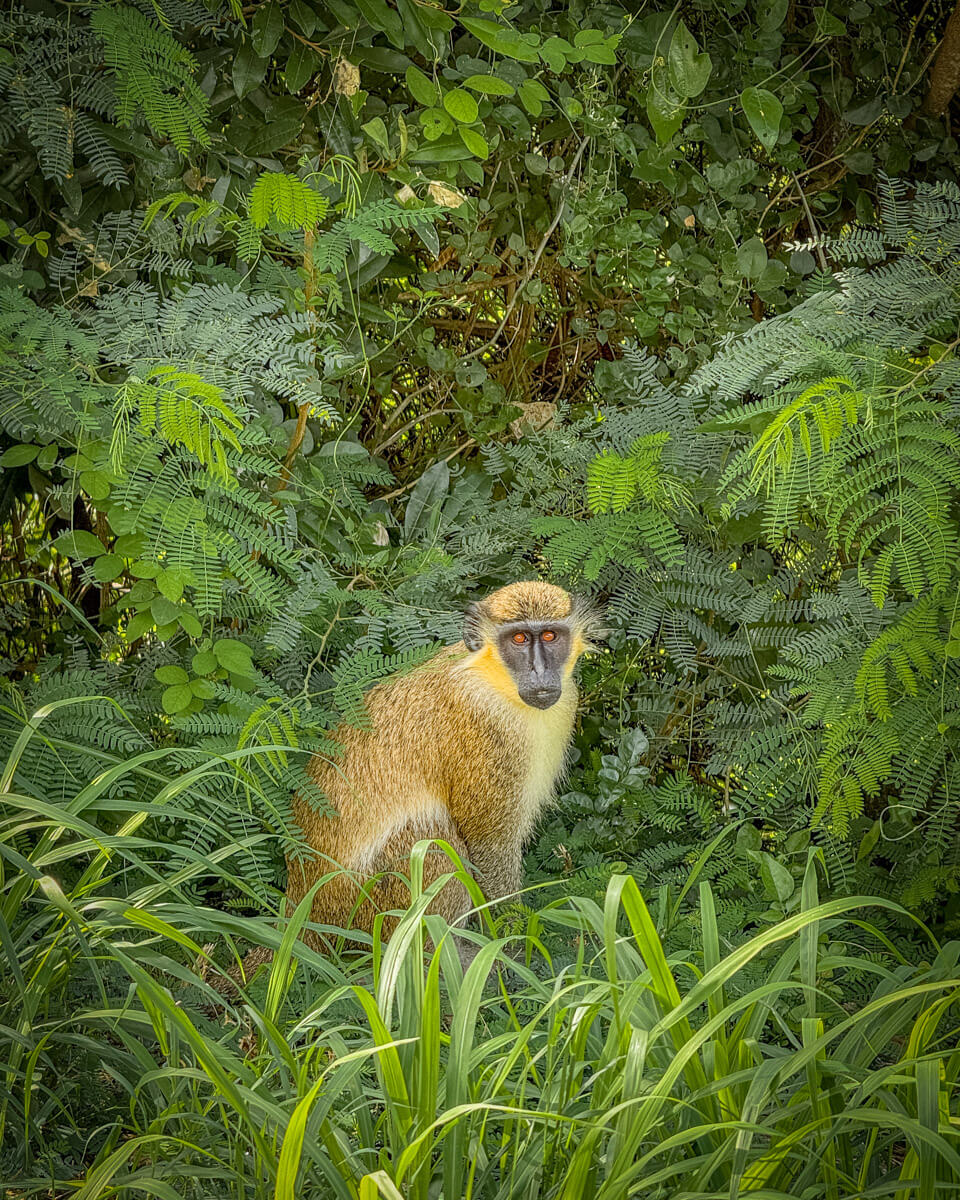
[3,0,960,1192]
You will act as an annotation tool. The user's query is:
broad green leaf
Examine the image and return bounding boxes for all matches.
[741,86,783,152]
[736,236,768,279]
[113,533,146,557]
[758,0,789,29]
[213,638,254,673]
[419,107,450,140]
[844,149,874,174]
[460,17,540,62]
[362,116,391,155]
[288,0,317,35]
[814,5,846,37]
[79,469,111,500]
[0,444,39,467]
[539,36,569,72]
[54,530,105,559]
[463,73,514,96]
[412,218,440,256]
[856,819,882,862]
[759,851,795,903]
[192,649,218,674]
[124,610,154,641]
[576,30,619,64]
[443,88,479,124]
[355,0,404,48]
[244,114,304,156]
[91,554,124,583]
[647,61,685,143]
[157,568,184,603]
[35,443,58,471]
[285,42,321,93]
[353,45,411,72]
[518,79,549,116]
[459,126,489,159]
[409,0,452,31]
[151,595,180,625]
[844,96,883,125]
[251,2,283,56]
[404,459,450,539]
[161,683,193,714]
[668,20,712,98]
[179,611,202,638]
[233,43,268,98]
[406,65,439,107]
[155,665,189,685]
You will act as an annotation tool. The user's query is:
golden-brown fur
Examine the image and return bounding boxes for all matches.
[286,582,596,955]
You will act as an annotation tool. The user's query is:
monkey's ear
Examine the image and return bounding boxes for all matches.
[462,601,489,651]
[571,593,608,648]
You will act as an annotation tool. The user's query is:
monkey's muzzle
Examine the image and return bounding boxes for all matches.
[521,685,562,710]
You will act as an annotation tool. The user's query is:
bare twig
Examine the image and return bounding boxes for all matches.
[373,408,457,455]
[275,228,317,494]
[893,0,932,92]
[791,170,829,273]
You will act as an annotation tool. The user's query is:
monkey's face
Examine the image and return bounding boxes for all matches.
[497,621,572,709]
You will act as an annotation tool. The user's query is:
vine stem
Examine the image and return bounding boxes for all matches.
[301,574,362,697]
[791,170,829,273]
[276,227,317,493]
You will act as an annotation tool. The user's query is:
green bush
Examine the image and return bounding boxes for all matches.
[4,0,960,1189]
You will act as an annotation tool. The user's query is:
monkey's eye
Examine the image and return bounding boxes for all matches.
[541,630,556,642]
[512,631,529,645]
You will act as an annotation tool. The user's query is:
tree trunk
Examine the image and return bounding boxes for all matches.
[925,0,960,116]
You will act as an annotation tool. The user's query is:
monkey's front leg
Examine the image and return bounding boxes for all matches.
[467,837,524,906]
[464,838,533,969]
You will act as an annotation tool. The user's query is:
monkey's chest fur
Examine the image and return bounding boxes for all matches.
[293,647,576,883]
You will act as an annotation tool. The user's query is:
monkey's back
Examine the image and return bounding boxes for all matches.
[287,641,576,942]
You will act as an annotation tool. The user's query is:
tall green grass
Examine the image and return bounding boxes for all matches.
[1,712,959,1199]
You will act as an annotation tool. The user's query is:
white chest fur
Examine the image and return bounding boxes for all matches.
[515,691,576,839]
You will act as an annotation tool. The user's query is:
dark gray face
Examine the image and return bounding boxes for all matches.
[497,620,571,709]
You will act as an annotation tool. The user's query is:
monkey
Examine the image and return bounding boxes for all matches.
[283,581,604,966]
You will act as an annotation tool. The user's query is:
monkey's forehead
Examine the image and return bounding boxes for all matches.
[483,581,572,623]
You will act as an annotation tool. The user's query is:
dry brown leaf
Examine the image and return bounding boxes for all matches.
[333,57,360,96]
[426,180,466,208]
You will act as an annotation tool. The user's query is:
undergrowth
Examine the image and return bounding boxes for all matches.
[2,721,959,1199]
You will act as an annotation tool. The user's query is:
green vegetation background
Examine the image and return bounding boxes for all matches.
[3,0,960,1194]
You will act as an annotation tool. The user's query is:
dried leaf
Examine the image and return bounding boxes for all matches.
[332,57,360,96]
[426,180,465,207]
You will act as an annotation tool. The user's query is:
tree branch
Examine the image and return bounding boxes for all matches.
[925,0,960,116]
